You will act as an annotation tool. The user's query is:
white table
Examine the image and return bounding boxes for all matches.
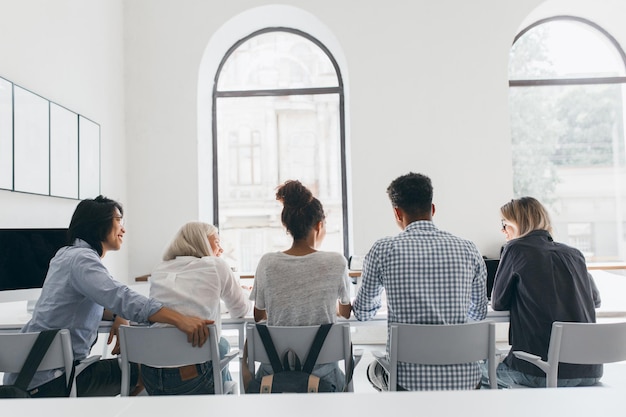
[0,386,623,417]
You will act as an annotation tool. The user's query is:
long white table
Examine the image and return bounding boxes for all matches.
[0,386,623,417]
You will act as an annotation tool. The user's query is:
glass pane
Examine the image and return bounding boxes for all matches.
[216,93,343,273]
[50,103,78,199]
[509,83,626,262]
[510,20,626,80]
[13,86,49,195]
[217,31,339,91]
[0,78,12,190]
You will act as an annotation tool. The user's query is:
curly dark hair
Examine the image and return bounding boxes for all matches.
[276,180,325,240]
[386,172,433,217]
[67,195,123,256]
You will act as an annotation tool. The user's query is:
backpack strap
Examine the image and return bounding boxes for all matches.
[302,323,332,374]
[281,349,303,372]
[13,329,61,391]
[255,324,284,373]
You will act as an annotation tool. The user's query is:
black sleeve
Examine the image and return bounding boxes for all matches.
[490,244,519,311]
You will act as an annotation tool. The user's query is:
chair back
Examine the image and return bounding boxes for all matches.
[118,324,224,395]
[245,323,355,391]
[388,321,497,389]
[545,321,626,387]
[0,329,75,396]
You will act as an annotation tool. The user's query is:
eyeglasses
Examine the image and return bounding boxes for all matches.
[113,216,125,227]
[501,219,508,230]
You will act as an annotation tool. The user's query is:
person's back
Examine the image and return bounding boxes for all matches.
[150,255,250,330]
[492,230,601,381]
[253,251,349,326]
[371,222,486,325]
[354,173,487,391]
[142,222,250,396]
[491,197,601,388]
[249,180,351,392]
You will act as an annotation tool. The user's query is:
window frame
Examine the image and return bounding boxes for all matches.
[211,27,350,259]
[509,16,626,88]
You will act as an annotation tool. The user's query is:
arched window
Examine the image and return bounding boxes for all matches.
[212,28,348,273]
[509,16,626,263]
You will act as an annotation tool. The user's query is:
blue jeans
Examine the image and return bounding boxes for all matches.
[481,361,600,388]
[141,337,232,395]
[78,358,139,396]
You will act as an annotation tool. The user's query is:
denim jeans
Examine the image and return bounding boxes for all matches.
[481,360,600,388]
[77,358,140,396]
[141,336,232,396]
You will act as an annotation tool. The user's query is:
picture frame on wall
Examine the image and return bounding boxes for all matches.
[13,86,49,196]
[0,76,100,200]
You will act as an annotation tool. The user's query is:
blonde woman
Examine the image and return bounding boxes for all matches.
[142,222,251,395]
[490,197,601,388]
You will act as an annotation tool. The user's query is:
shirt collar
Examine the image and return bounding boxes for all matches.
[404,220,437,233]
[524,229,553,241]
[72,238,99,252]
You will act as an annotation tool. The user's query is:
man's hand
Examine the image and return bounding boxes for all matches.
[148,307,215,347]
[107,315,129,355]
[176,316,214,347]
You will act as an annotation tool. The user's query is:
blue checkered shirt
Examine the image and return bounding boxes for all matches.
[353,221,488,390]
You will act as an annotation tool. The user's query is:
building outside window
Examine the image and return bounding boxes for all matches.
[213,29,347,274]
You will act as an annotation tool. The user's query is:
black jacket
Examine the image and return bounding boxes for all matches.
[491,230,602,379]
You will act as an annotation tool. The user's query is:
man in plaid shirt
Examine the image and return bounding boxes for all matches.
[353,172,488,390]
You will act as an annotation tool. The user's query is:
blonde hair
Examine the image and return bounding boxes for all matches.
[500,197,553,237]
[162,222,218,261]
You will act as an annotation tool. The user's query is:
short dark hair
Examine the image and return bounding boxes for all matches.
[275,180,325,240]
[386,172,433,217]
[68,195,123,256]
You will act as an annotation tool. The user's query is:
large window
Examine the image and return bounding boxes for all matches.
[509,16,626,264]
[213,28,347,274]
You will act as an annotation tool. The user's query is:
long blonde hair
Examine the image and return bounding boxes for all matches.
[162,222,218,261]
[500,197,553,237]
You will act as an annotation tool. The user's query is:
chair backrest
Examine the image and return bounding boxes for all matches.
[118,324,224,395]
[546,321,626,386]
[388,321,497,390]
[0,329,75,396]
[245,323,355,391]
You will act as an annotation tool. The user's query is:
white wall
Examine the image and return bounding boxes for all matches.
[123,0,546,278]
[0,0,128,278]
[2,0,625,283]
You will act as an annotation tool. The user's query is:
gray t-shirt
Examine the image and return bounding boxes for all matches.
[250,251,351,326]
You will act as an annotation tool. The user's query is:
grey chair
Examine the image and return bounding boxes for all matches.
[0,329,98,397]
[118,324,238,395]
[244,322,362,392]
[513,321,626,388]
[373,321,498,390]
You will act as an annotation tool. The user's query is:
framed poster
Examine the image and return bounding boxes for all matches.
[0,78,12,190]
[78,116,100,199]
[50,103,79,198]
[13,86,49,195]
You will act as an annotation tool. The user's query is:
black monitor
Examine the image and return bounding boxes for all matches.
[0,228,69,292]
[484,258,499,300]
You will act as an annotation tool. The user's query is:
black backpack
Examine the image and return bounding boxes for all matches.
[0,329,70,398]
[246,323,353,393]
